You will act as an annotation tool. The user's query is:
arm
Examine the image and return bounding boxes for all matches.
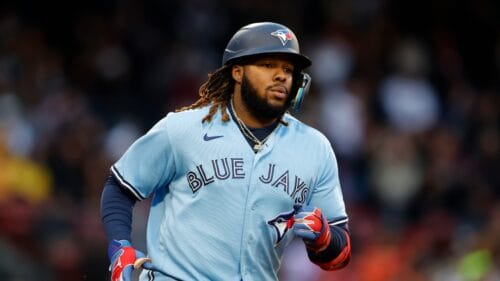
[101,115,175,280]
[100,174,137,242]
[297,136,351,270]
[100,174,153,281]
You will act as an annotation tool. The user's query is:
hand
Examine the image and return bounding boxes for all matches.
[108,239,152,281]
[292,205,331,252]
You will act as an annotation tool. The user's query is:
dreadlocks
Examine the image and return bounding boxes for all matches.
[176,65,234,123]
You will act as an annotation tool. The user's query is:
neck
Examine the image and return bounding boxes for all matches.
[232,93,278,128]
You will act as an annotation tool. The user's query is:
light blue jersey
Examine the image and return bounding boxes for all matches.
[111,105,348,281]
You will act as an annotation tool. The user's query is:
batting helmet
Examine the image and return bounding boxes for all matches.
[222,22,311,69]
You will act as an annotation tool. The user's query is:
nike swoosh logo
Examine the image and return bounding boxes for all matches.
[203,133,224,141]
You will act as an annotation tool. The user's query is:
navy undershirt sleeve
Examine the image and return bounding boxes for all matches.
[307,223,349,263]
[100,173,137,242]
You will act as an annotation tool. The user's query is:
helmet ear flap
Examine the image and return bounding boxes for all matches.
[291,72,311,111]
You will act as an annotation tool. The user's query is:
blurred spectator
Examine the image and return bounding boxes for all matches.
[0,94,35,157]
[369,131,424,224]
[378,39,440,134]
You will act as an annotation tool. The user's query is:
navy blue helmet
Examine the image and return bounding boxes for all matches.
[222,22,311,69]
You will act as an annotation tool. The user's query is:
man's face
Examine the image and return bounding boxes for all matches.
[240,56,296,120]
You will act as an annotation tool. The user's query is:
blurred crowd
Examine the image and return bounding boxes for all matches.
[0,0,499,280]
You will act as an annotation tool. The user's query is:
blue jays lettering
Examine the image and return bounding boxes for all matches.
[186,160,309,203]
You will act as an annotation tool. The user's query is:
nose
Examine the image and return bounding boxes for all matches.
[274,68,288,82]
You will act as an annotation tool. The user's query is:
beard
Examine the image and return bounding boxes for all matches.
[240,75,292,122]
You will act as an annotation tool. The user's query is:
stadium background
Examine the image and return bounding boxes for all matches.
[0,0,498,280]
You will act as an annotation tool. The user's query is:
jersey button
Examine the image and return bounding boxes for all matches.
[251,204,257,211]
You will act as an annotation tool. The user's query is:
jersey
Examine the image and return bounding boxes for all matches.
[111,105,348,281]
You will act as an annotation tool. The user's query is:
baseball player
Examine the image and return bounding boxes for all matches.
[100,22,351,281]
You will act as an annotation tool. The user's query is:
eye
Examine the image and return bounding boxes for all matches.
[262,62,274,68]
[283,66,294,74]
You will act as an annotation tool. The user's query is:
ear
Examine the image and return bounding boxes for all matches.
[232,65,243,84]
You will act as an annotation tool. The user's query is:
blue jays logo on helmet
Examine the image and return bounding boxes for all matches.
[271,29,294,46]
[267,208,296,246]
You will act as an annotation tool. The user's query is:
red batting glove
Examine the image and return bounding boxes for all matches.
[108,240,152,281]
[292,205,331,252]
